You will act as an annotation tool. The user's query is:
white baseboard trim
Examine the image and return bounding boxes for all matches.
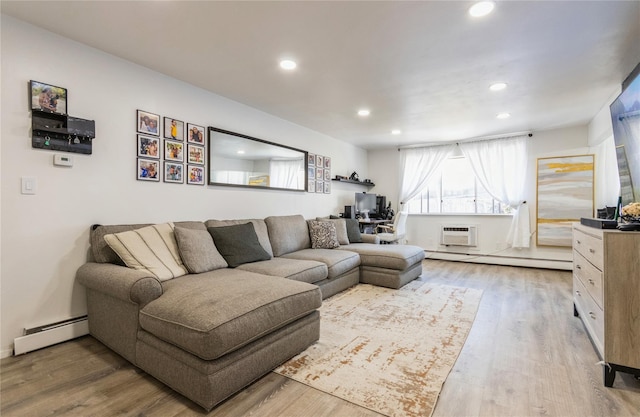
[425,251,573,270]
[13,316,89,356]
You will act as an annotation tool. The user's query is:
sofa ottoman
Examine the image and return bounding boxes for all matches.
[339,243,425,289]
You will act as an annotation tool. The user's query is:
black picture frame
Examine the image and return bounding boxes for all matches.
[187,165,205,185]
[187,123,205,145]
[163,117,185,141]
[137,110,160,136]
[137,135,160,159]
[164,140,184,162]
[137,158,160,182]
[164,162,184,184]
[30,80,67,115]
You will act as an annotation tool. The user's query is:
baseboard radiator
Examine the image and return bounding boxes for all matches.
[13,316,89,355]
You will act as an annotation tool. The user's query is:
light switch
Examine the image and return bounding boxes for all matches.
[21,176,37,195]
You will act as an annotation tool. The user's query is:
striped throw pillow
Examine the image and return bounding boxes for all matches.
[103,222,187,281]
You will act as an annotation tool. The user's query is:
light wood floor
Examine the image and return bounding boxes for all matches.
[2,260,639,416]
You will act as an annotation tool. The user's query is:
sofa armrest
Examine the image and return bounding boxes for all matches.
[77,262,163,307]
[361,234,380,244]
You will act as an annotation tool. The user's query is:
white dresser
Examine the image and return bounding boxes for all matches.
[572,223,640,386]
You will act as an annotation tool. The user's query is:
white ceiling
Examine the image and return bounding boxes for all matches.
[2,1,639,150]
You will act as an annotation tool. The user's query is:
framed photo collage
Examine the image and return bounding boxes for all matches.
[307,153,331,194]
[136,110,206,185]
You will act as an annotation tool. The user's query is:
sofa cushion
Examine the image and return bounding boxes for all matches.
[309,220,340,249]
[205,219,273,257]
[237,257,328,284]
[316,218,349,245]
[103,223,187,281]
[265,215,311,256]
[174,227,228,273]
[91,223,152,264]
[282,248,360,279]
[207,223,271,268]
[345,218,363,243]
[139,269,322,360]
[337,243,425,271]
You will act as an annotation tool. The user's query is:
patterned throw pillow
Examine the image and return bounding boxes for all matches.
[103,222,187,281]
[309,220,340,249]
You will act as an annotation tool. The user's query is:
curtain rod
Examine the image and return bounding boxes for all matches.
[397,131,533,151]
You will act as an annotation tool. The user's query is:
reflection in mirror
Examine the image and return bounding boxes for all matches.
[207,127,307,191]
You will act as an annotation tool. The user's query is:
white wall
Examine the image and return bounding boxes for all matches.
[0,16,368,356]
[368,124,620,267]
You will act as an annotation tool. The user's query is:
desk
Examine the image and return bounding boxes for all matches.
[358,219,391,234]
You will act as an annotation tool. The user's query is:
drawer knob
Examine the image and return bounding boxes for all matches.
[576,290,581,296]
[576,264,582,270]
[589,312,597,320]
[589,248,595,253]
[588,279,594,285]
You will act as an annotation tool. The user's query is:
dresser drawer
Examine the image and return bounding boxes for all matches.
[573,250,604,309]
[573,228,603,270]
[574,275,604,352]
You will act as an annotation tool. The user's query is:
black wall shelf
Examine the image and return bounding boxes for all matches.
[332,178,375,187]
[31,110,95,154]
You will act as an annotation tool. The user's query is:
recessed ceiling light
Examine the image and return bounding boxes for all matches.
[279,59,297,70]
[358,109,371,117]
[490,82,507,91]
[391,129,402,135]
[237,150,245,154]
[469,1,495,17]
[496,112,511,119]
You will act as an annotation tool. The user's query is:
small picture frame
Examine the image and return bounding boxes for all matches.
[308,153,316,166]
[137,158,160,181]
[316,155,324,168]
[163,117,184,141]
[137,110,160,136]
[187,123,205,144]
[187,165,205,185]
[187,144,205,165]
[324,181,331,194]
[308,179,315,193]
[324,168,330,181]
[30,80,67,115]
[137,135,160,159]
[316,180,324,193]
[316,168,323,180]
[324,156,331,169]
[164,162,183,183]
[308,166,316,180]
[164,140,184,162]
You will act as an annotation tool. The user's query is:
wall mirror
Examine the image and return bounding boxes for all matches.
[207,127,307,191]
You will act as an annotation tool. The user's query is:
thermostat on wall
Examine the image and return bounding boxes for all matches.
[53,154,73,167]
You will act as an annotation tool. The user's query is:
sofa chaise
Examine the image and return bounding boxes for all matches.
[77,214,425,410]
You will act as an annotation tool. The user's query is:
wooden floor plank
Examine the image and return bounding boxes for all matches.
[2,260,639,416]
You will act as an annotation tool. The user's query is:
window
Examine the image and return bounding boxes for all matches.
[407,156,509,214]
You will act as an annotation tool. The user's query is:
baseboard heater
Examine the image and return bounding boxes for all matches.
[13,315,89,355]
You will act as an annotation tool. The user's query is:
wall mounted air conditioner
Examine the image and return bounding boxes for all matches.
[440,225,478,247]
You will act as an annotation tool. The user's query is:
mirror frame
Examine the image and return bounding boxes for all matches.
[207,126,308,192]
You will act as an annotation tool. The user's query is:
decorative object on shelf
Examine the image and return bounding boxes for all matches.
[187,123,205,145]
[187,165,205,185]
[536,154,594,247]
[163,117,184,141]
[137,158,160,181]
[137,110,160,136]
[350,171,359,181]
[164,140,184,162]
[164,162,184,184]
[137,135,160,159]
[30,80,67,115]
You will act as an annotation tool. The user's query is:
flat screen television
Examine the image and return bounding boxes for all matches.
[355,192,377,215]
[610,62,640,206]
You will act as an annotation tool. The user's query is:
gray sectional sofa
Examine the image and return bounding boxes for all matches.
[77,214,425,410]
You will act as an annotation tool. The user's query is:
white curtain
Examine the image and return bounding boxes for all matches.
[459,136,531,248]
[399,144,456,208]
[270,159,304,189]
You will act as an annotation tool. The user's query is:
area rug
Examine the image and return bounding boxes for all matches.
[274,281,483,417]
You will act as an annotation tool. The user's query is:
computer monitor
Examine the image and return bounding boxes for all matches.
[355,192,377,215]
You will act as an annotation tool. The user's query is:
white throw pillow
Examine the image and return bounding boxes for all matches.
[104,222,187,281]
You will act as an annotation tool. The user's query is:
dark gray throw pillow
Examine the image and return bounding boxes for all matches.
[345,218,363,243]
[207,222,271,268]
